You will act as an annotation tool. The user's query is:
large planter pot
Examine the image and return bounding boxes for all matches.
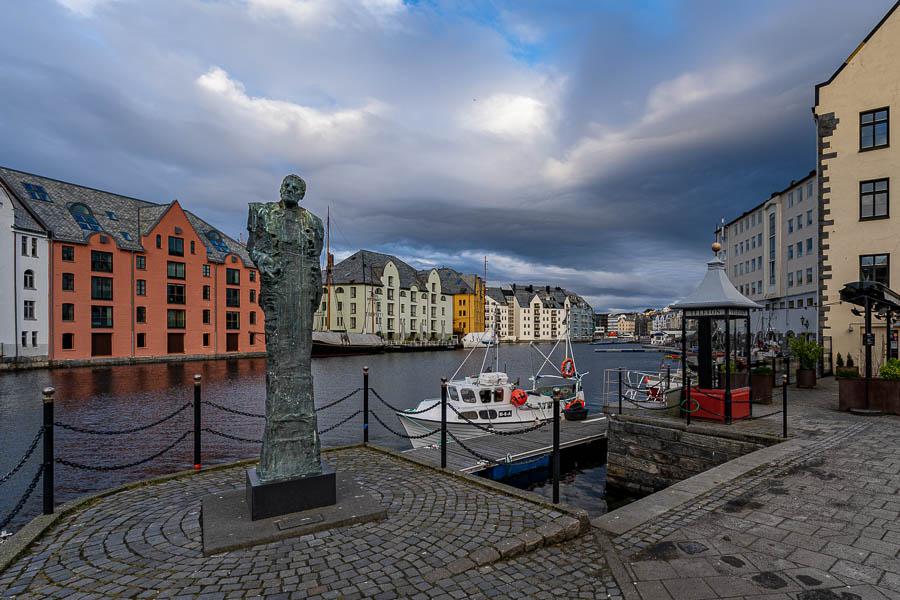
[796,368,816,389]
[838,378,900,414]
[716,372,749,389]
[750,373,773,404]
[688,386,751,422]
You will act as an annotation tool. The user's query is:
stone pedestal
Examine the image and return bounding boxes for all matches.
[246,461,336,521]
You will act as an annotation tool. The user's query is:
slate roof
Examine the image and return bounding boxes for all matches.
[436,268,474,295]
[331,249,427,289]
[486,287,507,304]
[0,166,253,267]
[504,284,590,311]
[0,181,44,233]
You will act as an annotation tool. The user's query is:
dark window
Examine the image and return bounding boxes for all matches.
[250,332,256,345]
[168,236,184,256]
[69,203,102,231]
[190,241,195,254]
[91,305,114,328]
[137,333,146,348]
[226,268,240,285]
[226,288,241,307]
[167,309,186,329]
[249,271,256,282]
[202,333,210,346]
[62,273,75,291]
[121,232,132,241]
[62,303,74,321]
[250,311,256,325]
[23,269,34,289]
[23,300,35,320]
[23,183,50,201]
[203,309,211,324]
[91,276,113,300]
[135,255,146,270]
[250,289,256,303]
[136,306,146,323]
[136,279,146,296]
[167,283,186,304]
[860,254,890,286]
[156,234,161,249]
[91,250,113,272]
[226,311,240,330]
[203,285,211,300]
[167,261,185,279]
[61,246,74,261]
[202,264,210,277]
[207,230,229,252]
[861,108,889,150]
[860,179,889,220]
[62,333,74,350]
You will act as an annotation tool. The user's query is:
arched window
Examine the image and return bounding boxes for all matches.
[206,230,229,252]
[23,269,34,289]
[335,287,344,294]
[69,203,102,232]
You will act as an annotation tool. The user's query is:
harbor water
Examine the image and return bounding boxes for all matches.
[0,343,668,532]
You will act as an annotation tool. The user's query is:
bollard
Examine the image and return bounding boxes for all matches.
[771,356,776,388]
[785,357,791,386]
[440,377,448,469]
[685,377,691,426]
[363,367,369,444]
[193,375,202,469]
[552,387,561,504]
[42,386,55,515]
[666,365,671,393]
[618,366,623,414]
[782,374,788,438]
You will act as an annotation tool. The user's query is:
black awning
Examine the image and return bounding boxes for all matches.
[839,281,900,312]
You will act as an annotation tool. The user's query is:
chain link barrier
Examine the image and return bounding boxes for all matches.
[369,388,440,415]
[201,400,264,419]
[316,388,362,413]
[55,430,192,472]
[445,403,550,436]
[0,464,43,532]
[0,427,44,487]
[202,427,262,444]
[370,411,437,439]
[55,403,191,435]
[445,430,503,465]
[320,410,362,435]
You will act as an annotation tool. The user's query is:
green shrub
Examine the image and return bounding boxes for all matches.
[880,358,900,380]
[837,368,860,379]
[718,360,736,372]
[787,335,823,370]
[846,354,855,367]
[836,353,844,368]
[752,365,773,375]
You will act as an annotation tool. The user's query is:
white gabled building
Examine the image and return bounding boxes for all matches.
[486,284,593,342]
[0,180,50,363]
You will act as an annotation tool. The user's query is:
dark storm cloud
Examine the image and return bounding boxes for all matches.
[1,0,895,312]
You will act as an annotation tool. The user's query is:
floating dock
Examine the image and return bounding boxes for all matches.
[402,415,608,473]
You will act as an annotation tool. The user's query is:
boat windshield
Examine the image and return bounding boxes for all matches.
[479,389,491,403]
[493,388,504,402]
[460,388,476,403]
[448,387,459,402]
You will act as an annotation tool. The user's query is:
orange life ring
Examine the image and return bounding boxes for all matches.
[560,358,576,378]
[511,389,528,406]
[565,397,585,411]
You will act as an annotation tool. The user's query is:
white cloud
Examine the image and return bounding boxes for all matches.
[460,93,550,140]
[55,0,121,16]
[244,0,405,28]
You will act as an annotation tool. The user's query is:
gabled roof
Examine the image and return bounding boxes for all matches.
[485,286,507,304]
[331,249,425,289]
[436,268,474,294]
[0,180,44,233]
[0,165,253,266]
[815,0,900,107]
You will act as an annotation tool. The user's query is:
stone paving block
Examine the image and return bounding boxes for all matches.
[467,547,499,567]
[494,537,525,559]
[629,561,678,581]
[786,548,838,571]
[535,522,566,545]
[830,559,885,585]
[518,530,543,552]
[660,577,718,599]
[633,580,672,600]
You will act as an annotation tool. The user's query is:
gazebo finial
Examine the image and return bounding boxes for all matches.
[712,242,721,253]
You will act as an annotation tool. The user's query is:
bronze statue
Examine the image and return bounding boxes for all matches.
[247,175,324,482]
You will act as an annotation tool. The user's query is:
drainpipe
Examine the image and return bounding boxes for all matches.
[131,250,135,358]
[47,235,53,362]
[13,231,19,361]
[214,263,219,354]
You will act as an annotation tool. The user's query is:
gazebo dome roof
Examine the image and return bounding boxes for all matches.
[671,259,762,311]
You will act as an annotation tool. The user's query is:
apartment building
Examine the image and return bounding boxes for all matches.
[485,287,513,340]
[436,268,485,336]
[815,0,900,363]
[0,166,262,363]
[715,171,818,340]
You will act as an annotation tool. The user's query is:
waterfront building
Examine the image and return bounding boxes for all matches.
[494,284,593,342]
[593,313,609,337]
[315,250,452,341]
[616,314,636,336]
[0,166,262,363]
[436,268,485,336]
[484,287,513,340]
[0,180,50,363]
[815,1,900,364]
[715,171,818,342]
[652,306,682,333]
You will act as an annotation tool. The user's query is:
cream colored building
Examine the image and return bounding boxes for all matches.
[483,284,592,342]
[815,1,900,365]
[315,250,453,341]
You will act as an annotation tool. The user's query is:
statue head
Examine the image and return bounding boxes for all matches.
[280,175,306,208]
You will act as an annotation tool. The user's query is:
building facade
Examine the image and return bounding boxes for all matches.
[483,284,593,342]
[815,1,900,365]
[0,166,263,364]
[715,171,818,342]
[437,268,485,336]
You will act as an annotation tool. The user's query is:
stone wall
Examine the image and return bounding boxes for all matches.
[606,415,782,496]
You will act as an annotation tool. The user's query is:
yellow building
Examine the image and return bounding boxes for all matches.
[815,1,900,365]
[437,268,485,336]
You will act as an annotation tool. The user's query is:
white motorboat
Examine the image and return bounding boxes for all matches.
[397,318,592,449]
[461,330,499,348]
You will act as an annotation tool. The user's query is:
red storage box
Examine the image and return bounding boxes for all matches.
[687,387,750,422]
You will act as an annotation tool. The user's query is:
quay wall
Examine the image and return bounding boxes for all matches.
[0,350,265,371]
[606,415,782,496]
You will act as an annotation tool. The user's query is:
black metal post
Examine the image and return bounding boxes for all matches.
[618,366,623,414]
[686,378,692,426]
[725,315,732,425]
[666,365,671,393]
[746,316,752,418]
[42,386,54,515]
[193,374,201,469]
[786,356,791,386]
[552,387,560,504]
[771,356,776,388]
[782,374,788,438]
[865,296,872,410]
[680,314,687,405]
[440,377,447,469]
[363,367,369,444]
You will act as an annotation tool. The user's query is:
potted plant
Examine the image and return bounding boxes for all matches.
[717,360,748,389]
[787,335,822,388]
[835,352,858,378]
[750,365,773,404]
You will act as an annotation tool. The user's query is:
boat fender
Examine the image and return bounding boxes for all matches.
[565,397,585,411]
[560,358,576,378]
[511,389,528,406]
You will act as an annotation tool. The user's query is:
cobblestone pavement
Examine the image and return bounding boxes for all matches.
[0,447,621,599]
[614,378,900,600]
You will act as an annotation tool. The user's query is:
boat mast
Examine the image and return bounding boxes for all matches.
[361,252,367,334]
[325,207,333,331]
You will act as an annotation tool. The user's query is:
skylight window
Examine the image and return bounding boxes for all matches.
[121,232,133,241]
[69,203,103,232]
[107,211,118,221]
[23,183,50,201]
[206,230,229,252]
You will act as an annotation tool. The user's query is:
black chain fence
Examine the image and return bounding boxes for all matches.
[55,402,191,435]
[0,427,44,487]
[55,430,193,472]
[0,465,43,531]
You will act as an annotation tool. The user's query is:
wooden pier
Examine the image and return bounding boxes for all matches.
[402,415,609,473]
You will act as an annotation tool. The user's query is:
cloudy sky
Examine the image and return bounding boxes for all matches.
[2,0,894,312]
